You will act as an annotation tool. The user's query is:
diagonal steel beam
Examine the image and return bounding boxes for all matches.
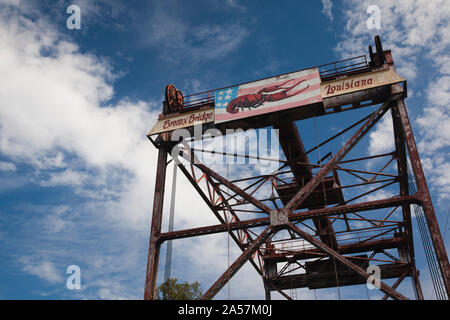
[177,142,268,273]
[194,162,273,214]
[178,141,273,214]
[381,269,409,300]
[287,222,408,300]
[200,226,274,300]
[271,284,294,300]
[176,161,263,276]
[203,170,267,272]
[283,102,391,212]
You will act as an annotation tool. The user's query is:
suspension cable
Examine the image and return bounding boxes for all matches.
[406,158,448,300]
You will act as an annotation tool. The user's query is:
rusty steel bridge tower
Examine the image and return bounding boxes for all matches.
[144,36,450,300]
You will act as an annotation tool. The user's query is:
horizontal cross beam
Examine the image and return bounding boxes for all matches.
[159,196,418,242]
[287,222,408,300]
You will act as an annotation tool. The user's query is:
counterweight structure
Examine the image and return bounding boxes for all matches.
[144,36,450,300]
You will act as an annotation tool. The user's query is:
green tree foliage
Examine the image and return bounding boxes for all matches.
[156,278,202,300]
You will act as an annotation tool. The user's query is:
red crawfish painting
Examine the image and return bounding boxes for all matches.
[214,68,322,124]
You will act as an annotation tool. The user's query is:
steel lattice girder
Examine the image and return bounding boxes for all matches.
[144,103,419,300]
[144,147,168,300]
[176,102,410,300]
[394,99,450,295]
[159,196,418,242]
[286,222,408,300]
[144,45,449,299]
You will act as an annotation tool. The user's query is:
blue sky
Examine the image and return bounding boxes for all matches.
[0,0,449,300]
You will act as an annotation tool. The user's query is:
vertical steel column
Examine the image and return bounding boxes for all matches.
[391,103,424,299]
[264,281,272,300]
[144,146,168,300]
[395,99,450,296]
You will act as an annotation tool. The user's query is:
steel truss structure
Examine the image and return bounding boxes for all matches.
[144,37,450,300]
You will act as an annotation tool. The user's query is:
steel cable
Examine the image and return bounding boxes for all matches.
[406,159,447,300]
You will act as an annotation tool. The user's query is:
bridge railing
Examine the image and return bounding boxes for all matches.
[181,55,370,110]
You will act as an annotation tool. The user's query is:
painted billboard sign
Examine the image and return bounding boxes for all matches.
[321,68,405,99]
[148,108,214,135]
[214,68,322,124]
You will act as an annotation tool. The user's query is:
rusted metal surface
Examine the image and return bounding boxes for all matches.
[275,177,343,208]
[381,269,410,300]
[159,196,418,242]
[273,120,339,248]
[287,223,408,300]
[282,102,391,212]
[144,36,448,300]
[178,56,370,110]
[182,145,269,273]
[176,161,264,276]
[410,266,424,300]
[148,107,214,135]
[395,99,450,296]
[192,162,273,215]
[263,238,407,263]
[144,147,168,300]
[268,262,410,290]
[391,102,424,299]
[321,68,405,99]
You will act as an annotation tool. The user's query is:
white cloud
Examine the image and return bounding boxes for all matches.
[426,76,450,108]
[0,1,262,299]
[144,2,249,63]
[321,0,333,21]
[43,205,71,233]
[335,0,449,80]
[334,0,450,299]
[0,161,16,171]
[97,288,127,300]
[40,169,88,187]
[421,155,450,202]
[433,55,450,75]
[417,106,450,153]
[94,279,137,300]
[335,0,450,203]
[4,0,445,300]
[368,113,394,155]
[0,1,159,297]
[0,2,163,228]
[20,258,63,284]
[363,189,394,202]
